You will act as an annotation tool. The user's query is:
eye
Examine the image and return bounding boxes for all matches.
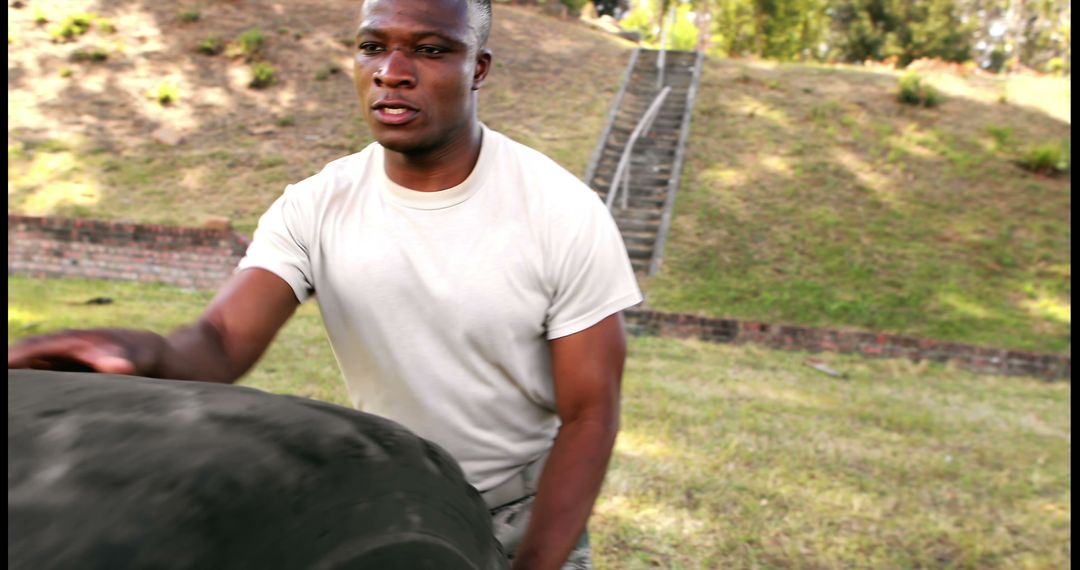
[358,42,384,55]
[416,45,446,56]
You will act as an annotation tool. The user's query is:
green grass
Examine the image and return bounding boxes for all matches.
[7,275,1071,568]
[8,138,296,236]
[643,60,1071,355]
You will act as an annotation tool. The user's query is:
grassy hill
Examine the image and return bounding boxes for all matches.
[7,1,632,234]
[644,60,1070,354]
[7,1,1071,354]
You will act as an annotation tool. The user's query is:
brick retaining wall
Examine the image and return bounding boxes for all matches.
[624,309,1070,381]
[8,214,1070,380]
[8,214,249,290]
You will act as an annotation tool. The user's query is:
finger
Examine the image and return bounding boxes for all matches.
[8,336,135,374]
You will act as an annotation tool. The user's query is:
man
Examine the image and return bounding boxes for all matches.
[7,0,642,568]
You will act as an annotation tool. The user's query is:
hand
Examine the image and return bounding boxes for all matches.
[7,329,162,375]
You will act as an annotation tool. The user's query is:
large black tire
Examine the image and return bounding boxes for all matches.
[8,370,509,570]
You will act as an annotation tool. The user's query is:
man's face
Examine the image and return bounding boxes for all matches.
[354,0,491,155]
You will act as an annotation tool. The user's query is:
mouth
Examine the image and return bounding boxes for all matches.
[372,100,419,126]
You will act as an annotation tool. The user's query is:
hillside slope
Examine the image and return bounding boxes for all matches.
[8,1,633,234]
[643,59,1071,353]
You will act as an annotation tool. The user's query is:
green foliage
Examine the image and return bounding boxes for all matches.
[1017,141,1070,176]
[274,115,295,127]
[148,82,179,106]
[95,18,116,34]
[58,67,73,78]
[50,12,97,42]
[897,72,942,107]
[249,61,277,89]
[559,0,591,13]
[227,28,265,61]
[196,36,224,56]
[178,9,201,23]
[314,63,341,81]
[985,125,1014,151]
[620,5,657,43]
[668,3,698,51]
[32,7,48,25]
[70,47,109,63]
[831,0,974,66]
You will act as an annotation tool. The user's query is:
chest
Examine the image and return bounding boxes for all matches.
[313,200,551,336]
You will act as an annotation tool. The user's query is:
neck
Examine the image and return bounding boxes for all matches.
[383,121,483,193]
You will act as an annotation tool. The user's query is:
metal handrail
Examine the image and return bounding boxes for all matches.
[656,3,676,89]
[605,86,671,211]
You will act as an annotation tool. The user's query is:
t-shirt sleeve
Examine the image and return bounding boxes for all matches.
[544,191,644,340]
[235,184,316,303]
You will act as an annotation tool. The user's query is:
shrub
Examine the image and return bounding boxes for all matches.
[1016,141,1070,176]
[32,7,48,24]
[197,36,224,56]
[149,82,180,105]
[275,115,295,127]
[897,72,943,108]
[249,62,277,89]
[178,9,200,23]
[50,12,96,42]
[227,28,265,61]
[59,67,73,78]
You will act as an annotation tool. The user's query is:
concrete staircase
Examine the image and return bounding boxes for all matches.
[585,48,704,276]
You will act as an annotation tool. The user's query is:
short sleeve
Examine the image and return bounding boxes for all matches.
[544,192,644,340]
[236,185,316,303]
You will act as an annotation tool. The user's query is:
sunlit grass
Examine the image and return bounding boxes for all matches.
[7,276,1071,569]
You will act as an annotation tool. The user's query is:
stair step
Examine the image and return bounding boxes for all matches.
[626,242,654,257]
[614,218,661,232]
[620,230,658,244]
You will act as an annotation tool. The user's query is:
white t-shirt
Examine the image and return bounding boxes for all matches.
[237,125,643,492]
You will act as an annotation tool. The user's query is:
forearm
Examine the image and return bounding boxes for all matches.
[512,416,618,570]
[155,319,243,383]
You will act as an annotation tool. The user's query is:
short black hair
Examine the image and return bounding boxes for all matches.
[469,0,492,48]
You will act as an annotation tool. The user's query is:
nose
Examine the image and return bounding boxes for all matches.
[373,49,415,88]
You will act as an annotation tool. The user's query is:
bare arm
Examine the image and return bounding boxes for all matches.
[8,268,300,384]
[511,313,626,570]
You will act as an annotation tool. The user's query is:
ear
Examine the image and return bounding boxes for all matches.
[471,48,492,91]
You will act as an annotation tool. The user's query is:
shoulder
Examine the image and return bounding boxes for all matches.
[283,143,381,203]
[485,128,603,216]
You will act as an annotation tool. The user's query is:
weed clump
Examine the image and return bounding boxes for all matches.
[178,9,200,23]
[70,47,109,63]
[227,28,265,61]
[1016,141,1070,176]
[249,62,277,89]
[985,125,1014,151]
[50,13,97,42]
[96,18,116,34]
[897,72,943,108]
[196,36,224,56]
[314,64,342,81]
[148,82,180,106]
